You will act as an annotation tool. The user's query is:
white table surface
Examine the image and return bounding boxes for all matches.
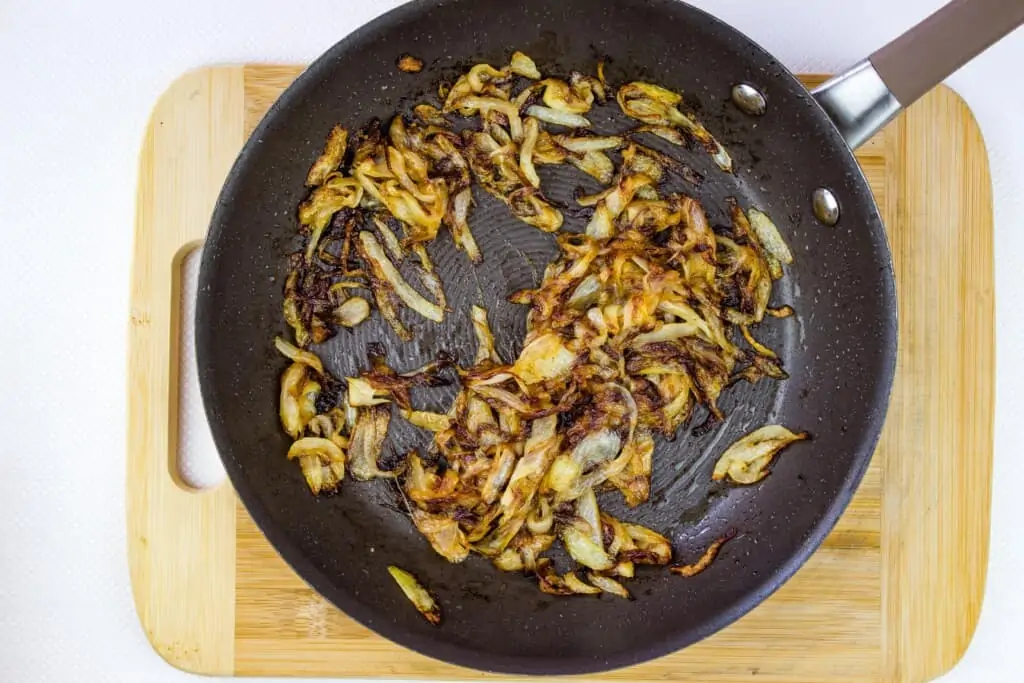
[2,0,1022,680]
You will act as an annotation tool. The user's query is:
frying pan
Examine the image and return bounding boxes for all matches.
[196,0,1023,674]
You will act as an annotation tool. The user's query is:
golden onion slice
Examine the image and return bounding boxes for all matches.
[617,81,732,172]
[747,208,794,265]
[562,523,614,571]
[525,105,591,128]
[509,51,541,79]
[587,573,632,599]
[274,336,324,374]
[401,409,451,432]
[538,78,593,114]
[305,125,348,187]
[287,437,346,495]
[519,117,542,188]
[447,188,481,263]
[563,572,602,595]
[471,305,501,364]
[622,522,672,565]
[333,296,371,328]
[388,566,441,625]
[413,509,470,563]
[357,231,444,323]
[346,376,390,406]
[713,425,808,484]
[512,332,576,384]
[279,363,310,439]
[347,404,394,480]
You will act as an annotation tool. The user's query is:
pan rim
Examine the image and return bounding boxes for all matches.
[197,0,898,674]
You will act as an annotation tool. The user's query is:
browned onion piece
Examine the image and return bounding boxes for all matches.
[617,81,732,172]
[357,231,444,323]
[481,445,517,504]
[713,425,808,484]
[413,104,447,126]
[413,509,470,562]
[493,548,525,572]
[274,336,324,374]
[402,409,451,432]
[621,522,672,565]
[585,170,654,238]
[411,244,448,311]
[298,176,363,260]
[509,51,541,79]
[519,117,541,188]
[447,188,481,263]
[471,305,501,364]
[500,414,560,519]
[740,324,777,359]
[453,95,524,141]
[525,104,591,128]
[562,523,614,571]
[537,77,594,114]
[563,572,602,595]
[347,404,394,480]
[512,332,575,384]
[586,573,632,599]
[568,150,615,184]
[388,566,441,624]
[287,437,346,495]
[535,558,573,595]
[670,534,732,577]
[396,54,424,74]
[346,376,390,407]
[463,130,563,232]
[747,208,794,265]
[373,215,406,262]
[333,297,371,328]
[279,363,312,439]
[526,497,553,535]
[554,135,622,153]
[306,125,348,187]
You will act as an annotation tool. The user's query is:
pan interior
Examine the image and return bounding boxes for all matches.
[197,0,896,674]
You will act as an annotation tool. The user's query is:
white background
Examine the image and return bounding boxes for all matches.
[2,0,1022,680]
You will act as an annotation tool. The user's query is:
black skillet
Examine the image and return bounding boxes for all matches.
[196,0,1022,674]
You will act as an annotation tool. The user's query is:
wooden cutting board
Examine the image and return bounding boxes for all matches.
[127,66,994,682]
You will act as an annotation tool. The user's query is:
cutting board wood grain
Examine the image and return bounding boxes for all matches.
[127,66,994,681]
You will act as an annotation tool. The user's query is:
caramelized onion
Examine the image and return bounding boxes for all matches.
[357,231,444,322]
[670,535,733,577]
[333,296,371,328]
[509,51,541,79]
[713,425,808,484]
[306,125,348,187]
[388,566,441,624]
[274,52,807,603]
[525,105,591,128]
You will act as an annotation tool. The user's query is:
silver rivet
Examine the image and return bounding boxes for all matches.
[731,83,767,116]
[812,188,840,226]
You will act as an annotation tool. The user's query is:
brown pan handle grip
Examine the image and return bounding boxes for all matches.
[812,0,1024,149]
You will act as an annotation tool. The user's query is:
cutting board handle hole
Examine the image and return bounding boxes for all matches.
[171,242,227,491]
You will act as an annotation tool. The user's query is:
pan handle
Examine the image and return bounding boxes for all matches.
[812,0,1024,149]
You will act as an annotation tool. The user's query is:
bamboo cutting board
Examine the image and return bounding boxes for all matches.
[127,66,994,681]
